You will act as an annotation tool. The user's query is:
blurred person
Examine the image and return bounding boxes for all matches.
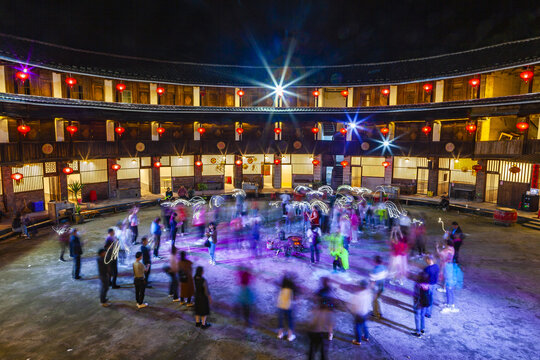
[97,248,110,307]
[177,204,187,236]
[69,228,83,279]
[193,205,206,239]
[423,255,440,318]
[169,212,178,246]
[150,217,163,258]
[194,266,212,329]
[307,226,322,264]
[450,222,464,263]
[58,225,70,262]
[249,215,262,258]
[308,301,335,360]
[329,233,349,272]
[133,251,148,309]
[339,213,351,252]
[205,222,218,265]
[140,237,152,287]
[179,251,195,306]
[440,258,463,314]
[369,255,388,319]
[349,280,372,345]
[128,207,140,244]
[236,267,255,326]
[436,240,455,293]
[350,210,359,243]
[412,220,427,257]
[412,272,432,337]
[104,228,119,288]
[230,215,244,250]
[310,206,320,229]
[277,274,297,341]
[389,233,408,286]
[168,246,180,302]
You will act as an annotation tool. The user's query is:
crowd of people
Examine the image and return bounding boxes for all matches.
[62,190,466,357]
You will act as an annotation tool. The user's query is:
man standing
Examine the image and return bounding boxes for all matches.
[150,217,162,258]
[104,228,119,289]
[169,212,178,247]
[140,237,152,287]
[450,222,464,263]
[133,251,148,309]
[307,226,322,264]
[128,207,139,244]
[97,248,110,307]
[349,280,372,345]
[69,228,83,279]
[423,255,439,318]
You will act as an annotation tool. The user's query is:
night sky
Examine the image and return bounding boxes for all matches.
[1,1,540,67]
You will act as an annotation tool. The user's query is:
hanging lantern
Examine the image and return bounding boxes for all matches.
[116,83,126,92]
[380,126,390,135]
[312,159,320,166]
[274,127,282,134]
[469,78,480,87]
[341,90,349,97]
[195,160,203,167]
[340,160,349,167]
[11,172,24,184]
[111,164,121,171]
[312,90,320,97]
[466,123,477,134]
[516,120,529,132]
[311,126,320,134]
[422,124,432,135]
[17,124,31,136]
[509,165,521,174]
[156,87,165,95]
[274,158,281,165]
[382,161,390,168]
[16,71,29,81]
[237,89,245,97]
[235,159,243,166]
[62,167,74,175]
[520,69,534,83]
[236,127,244,135]
[423,83,433,93]
[200,89,206,97]
[472,164,482,172]
[154,161,162,168]
[156,126,165,136]
[339,127,347,135]
[197,127,206,135]
[115,126,125,136]
[65,77,77,87]
[66,125,78,136]
[381,88,390,96]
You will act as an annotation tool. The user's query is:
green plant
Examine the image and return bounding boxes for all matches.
[197,183,208,191]
[68,181,84,202]
[74,204,81,214]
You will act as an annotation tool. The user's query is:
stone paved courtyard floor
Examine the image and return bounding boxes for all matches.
[0,203,539,360]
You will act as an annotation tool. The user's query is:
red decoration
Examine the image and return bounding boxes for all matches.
[274,128,282,134]
[510,165,520,174]
[197,127,206,134]
[111,164,121,171]
[311,127,320,134]
[195,160,203,167]
[236,127,244,135]
[340,160,349,167]
[422,125,432,135]
[200,89,206,97]
[235,159,243,166]
[62,167,74,175]
[423,83,433,93]
[312,159,320,166]
[17,124,31,136]
[154,161,162,168]
[466,123,477,134]
[516,121,529,132]
[115,126,125,136]
[16,71,29,81]
[520,70,534,82]
[312,90,320,97]
[66,125,78,136]
[116,83,126,92]
[381,88,390,96]
[469,78,480,87]
[341,90,349,97]
[382,161,390,168]
[65,77,77,87]
[339,127,347,135]
[11,172,24,181]
[156,127,165,135]
[156,87,165,95]
[380,127,390,135]
[237,89,245,97]
[274,158,281,165]
[472,164,482,172]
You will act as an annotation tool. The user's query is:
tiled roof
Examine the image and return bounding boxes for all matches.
[2,33,540,87]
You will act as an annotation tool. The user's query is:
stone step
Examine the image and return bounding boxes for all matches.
[522,222,540,231]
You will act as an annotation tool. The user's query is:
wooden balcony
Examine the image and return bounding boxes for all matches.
[474,140,523,158]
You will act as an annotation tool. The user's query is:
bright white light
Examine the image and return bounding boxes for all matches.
[275,85,284,97]
[383,140,390,147]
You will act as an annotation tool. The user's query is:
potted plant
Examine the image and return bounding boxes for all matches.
[73,204,83,224]
[68,181,84,205]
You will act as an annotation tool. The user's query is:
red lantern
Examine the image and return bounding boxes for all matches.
[341,90,349,97]
[197,127,206,135]
[236,127,244,135]
[312,159,320,166]
[468,78,480,87]
[115,126,125,136]
[516,121,529,132]
[312,90,320,97]
[381,127,390,135]
[340,127,347,135]
[156,127,165,135]
[509,165,520,174]
[156,87,165,95]
[274,158,281,165]
[520,70,534,82]
[17,124,31,136]
[274,127,282,134]
[382,161,390,168]
[466,123,477,134]
[340,160,349,167]
[16,71,29,81]
[423,83,433,93]
[111,164,121,171]
[422,125,432,135]
[195,160,203,167]
[11,172,24,182]
[65,77,77,87]
[235,159,243,166]
[200,89,206,97]
[62,167,74,175]
[116,83,126,92]
[381,88,390,96]
[66,125,78,136]
[472,164,482,172]
[237,89,245,97]
[154,161,162,168]
[311,127,320,134]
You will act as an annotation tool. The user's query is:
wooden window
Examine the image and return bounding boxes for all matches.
[12,163,44,193]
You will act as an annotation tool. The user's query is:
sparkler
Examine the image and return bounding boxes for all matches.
[231,189,246,198]
[317,185,334,195]
[209,195,225,208]
[310,199,329,215]
[336,185,354,193]
[293,185,311,193]
[438,217,447,233]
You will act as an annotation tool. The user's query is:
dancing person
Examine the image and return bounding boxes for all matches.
[436,240,455,293]
[133,251,148,309]
[97,248,110,307]
[179,251,195,306]
[370,255,388,319]
[193,205,206,240]
[339,214,351,252]
[194,266,212,329]
[58,225,70,262]
[206,222,218,265]
[104,228,119,288]
[310,207,320,229]
[128,207,139,244]
[329,232,349,272]
[307,226,322,264]
[389,233,408,286]
[412,220,427,257]
[412,273,432,337]
[450,222,464,263]
[168,246,180,302]
[69,228,83,280]
[423,255,440,318]
[236,267,255,326]
[150,217,163,258]
[349,280,372,345]
[308,300,335,360]
[440,259,463,314]
[169,212,178,246]
[277,274,297,341]
[141,237,152,287]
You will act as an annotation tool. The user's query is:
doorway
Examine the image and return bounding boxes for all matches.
[281,165,292,188]
[225,164,234,191]
[43,176,61,209]
[351,167,362,187]
[438,170,450,196]
[485,173,499,203]
[417,168,429,195]
[140,169,152,196]
[263,164,273,189]
[325,167,333,185]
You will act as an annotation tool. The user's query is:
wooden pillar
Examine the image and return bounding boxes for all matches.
[1,166,15,214]
[58,162,69,201]
[273,154,282,189]
[342,156,352,185]
[234,155,243,189]
[194,155,203,186]
[383,156,393,184]
[151,156,161,195]
[474,159,487,202]
[427,157,439,196]
[108,158,118,199]
[313,155,323,184]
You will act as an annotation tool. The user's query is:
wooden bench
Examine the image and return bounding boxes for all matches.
[80,210,100,219]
